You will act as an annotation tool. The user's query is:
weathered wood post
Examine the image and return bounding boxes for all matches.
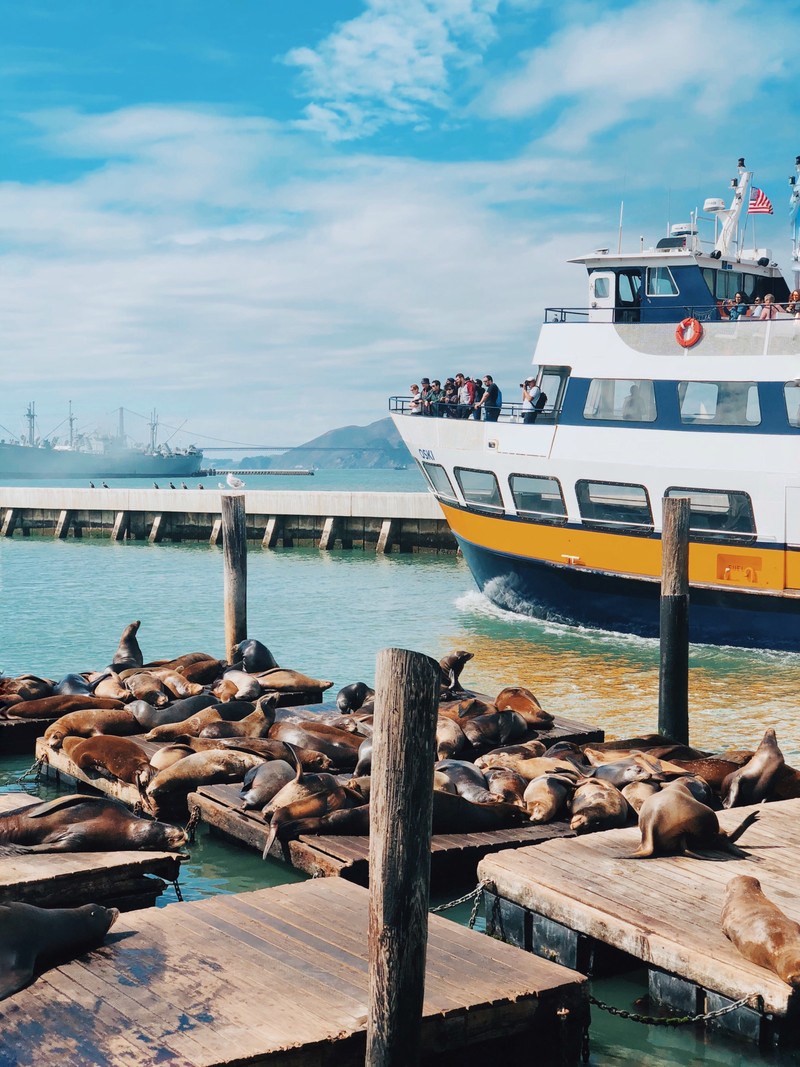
[366,647,440,1067]
[658,495,690,744]
[221,493,247,664]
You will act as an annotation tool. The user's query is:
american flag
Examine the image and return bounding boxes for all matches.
[748,186,774,215]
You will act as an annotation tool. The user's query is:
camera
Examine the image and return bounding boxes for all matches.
[519,382,526,389]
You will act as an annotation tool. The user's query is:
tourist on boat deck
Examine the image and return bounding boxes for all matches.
[725,291,750,321]
[471,375,484,419]
[786,290,800,318]
[442,378,458,417]
[478,375,501,421]
[409,384,422,415]
[456,373,474,419]
[427,379,443,416]
[521,379,541,424]
[757,293,783,319]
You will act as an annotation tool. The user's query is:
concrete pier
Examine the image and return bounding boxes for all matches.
[0,487,455,552]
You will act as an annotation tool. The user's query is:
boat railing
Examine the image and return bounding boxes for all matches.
[544,303,782,324]
[389,396,558,424]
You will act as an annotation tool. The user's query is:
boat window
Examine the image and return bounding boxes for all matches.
[454,467,504,513]
[783,382,800,427]
[646,267,678,297]
[593,276,610,299]
[537,366,571,416]
[576,480,653,534]
[583,379,657,422]
[665,488,755,543]
[509,475,567,525]
[422,462,458,502]
[678,381,760,426]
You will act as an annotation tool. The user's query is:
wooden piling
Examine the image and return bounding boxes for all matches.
[222,493,247,664]
[366,647,440,1067]
[658,496,690,744]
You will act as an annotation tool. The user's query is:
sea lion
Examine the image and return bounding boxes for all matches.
[723,728,785,808]
[336,681,374,713]
[262,782,365,857]
[152,671,205,700]
[240,760,297,810]
[199,699,277,739]
[85,671,131,702]
[129,692,218,730]
[53,673,100,697]
[0,694,124,721]
[124,672,170,707]
[0,675,54,707]
[430,790,526,833]
[60,735,155,790]
[0,901,119,1001]
[145,750,267,808]
[460,710,528,748]
[524,773,575,823]
[176,658,228,685]
[149,744,195,772]
[630,780,758,858]
[268,721,362,769]
[145,708,223,741]
[670,756,748,791]
[252,668,334,694]
[474,741,546,770]
[233,639,279,673]
[272,805,372,840]
[453,697,497,720]
[621,780,661,813]
[354,737,372,777]
[439,650,474,692]
[570,779,630,834]
[44,707,139,749]
[494,686,554,729]
[0,795,187,852]
[475,752,579,782]
[216,738,333,773]
[590,754,668,790]
[111,620,144,670]
[484,767,528,807]
[721,875,800,986]
[213,672,262,701]
[436,718,468,760]
[434,760,500,805]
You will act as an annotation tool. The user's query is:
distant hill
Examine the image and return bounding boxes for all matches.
[225,417,413,471]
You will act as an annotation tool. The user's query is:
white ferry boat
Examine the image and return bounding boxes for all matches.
[391,158,800,651]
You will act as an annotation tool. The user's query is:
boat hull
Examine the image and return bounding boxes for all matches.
[0,443,203,479]
[457,534,800,651]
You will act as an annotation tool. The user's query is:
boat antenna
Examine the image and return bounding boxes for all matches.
[149,409,158,452]
[26,402,35,447]
[69,401,75,449]
[790,154,800,291]
[714,157,750,258]
[617,200,624,253]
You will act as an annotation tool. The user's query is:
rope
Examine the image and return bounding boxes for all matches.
[185,805,201,844]
[429,880,490,930]
[588,990,762,1027]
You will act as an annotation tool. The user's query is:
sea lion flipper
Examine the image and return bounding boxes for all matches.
[0,958,34,1001]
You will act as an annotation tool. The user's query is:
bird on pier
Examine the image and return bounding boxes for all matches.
[89,481,95,489]
[198,484,204,490]
[153,482,159,489]
[181,481,188,490]
[169,481,176,490]
[102,482,109,489]
[226,472,246,490]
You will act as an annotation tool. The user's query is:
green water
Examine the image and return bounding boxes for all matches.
[2,522,800,1063]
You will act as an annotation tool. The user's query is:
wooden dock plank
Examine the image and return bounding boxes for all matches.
[0,879,588,1067]
[479,798,800,1016]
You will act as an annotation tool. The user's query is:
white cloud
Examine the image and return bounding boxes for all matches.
[284,0,508,140]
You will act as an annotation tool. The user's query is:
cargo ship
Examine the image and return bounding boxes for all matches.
[391,157,800,651]
[0,404,203,479]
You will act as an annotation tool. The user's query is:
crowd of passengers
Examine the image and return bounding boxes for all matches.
[408,374,547,424]
[722,289,800,320]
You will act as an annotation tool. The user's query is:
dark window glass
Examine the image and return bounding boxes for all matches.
[454,467,504,512]
[422,462,457,502]
[678,381,760,426]
[509,475,567,524]
[784,382,800,427]
[576,480,653,534]
[584,379,657,422]
[665,488,756,544]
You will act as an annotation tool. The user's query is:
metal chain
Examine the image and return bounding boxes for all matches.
[589,990,762,1027]
[185,805,201,844]
[171,879,184,903]
[429,879,489,930]
[14,755,47,787]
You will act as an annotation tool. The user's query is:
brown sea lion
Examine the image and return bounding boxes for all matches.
[434,760,499,805]
[217,737,334,772]
[261,779,360,857]
[570,779,629,834]
[129,693,219,730]
[244,668,334,694]
[670,756,748,791]
[149,744,195,772]
[494,686,554,729]
[524,773,575,824]
[176,657,228,685]
[268,720,362,769]
[630,780,758,858]
[145,751,267,808]
[60,735,155,790]
[145,707,223,741]
[0,694,124,721]
[722,729,785,809]
[151,671,205,699]
[213,672,262,701]
[590,754,671,790]
[0,675,54,707]
[111,620,144,670]
[85,671,131,702]
[124,672,170,707]
[240,760,297,810]
[461,711,528,749]
[439,650,474,692]
[44,707,139,749]
[0,901,119,1001]
[484,767,528,807]
[199,697,278,739]
[721,875,800,986]
[0,794,186,852]
[272,804,372,840]
[436,718,468,760]
[431,790,526,833]
[475,752,579,782]
[474,741,546,770]
[621,780,661,813]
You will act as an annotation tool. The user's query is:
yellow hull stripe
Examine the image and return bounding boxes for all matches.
[440,502,788,592]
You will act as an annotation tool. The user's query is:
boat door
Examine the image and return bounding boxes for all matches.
[785,488,800,589]
[588,271,615,322]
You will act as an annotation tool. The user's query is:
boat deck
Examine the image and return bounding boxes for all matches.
[0,878,589,1066]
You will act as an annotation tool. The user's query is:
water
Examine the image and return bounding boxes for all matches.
[2,471,799,1064]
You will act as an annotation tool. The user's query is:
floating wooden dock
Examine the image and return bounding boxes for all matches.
[0,487,455,553]
[189,782,576,886]
[0,794,183,911]
[479,798,800,1046]
[0,878,589,1066]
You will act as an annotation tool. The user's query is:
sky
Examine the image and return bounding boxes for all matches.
[2,0,799,450]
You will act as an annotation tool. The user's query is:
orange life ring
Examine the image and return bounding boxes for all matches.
[675,317,703,348]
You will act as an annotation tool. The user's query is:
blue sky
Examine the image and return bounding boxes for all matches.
[2,0,799,448]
